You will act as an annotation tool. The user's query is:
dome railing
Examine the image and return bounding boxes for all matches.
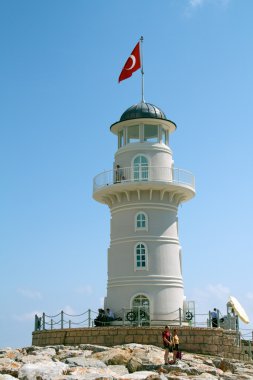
[93,166,195,192]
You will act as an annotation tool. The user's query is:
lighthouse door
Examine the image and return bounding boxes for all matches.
[132,294,150,321]
[133,155,148,181]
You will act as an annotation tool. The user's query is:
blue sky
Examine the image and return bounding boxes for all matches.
[1,0,253,347]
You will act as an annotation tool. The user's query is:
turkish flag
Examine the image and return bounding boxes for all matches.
[118,41,141,83]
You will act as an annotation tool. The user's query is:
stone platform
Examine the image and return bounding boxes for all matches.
[32,326,250,361]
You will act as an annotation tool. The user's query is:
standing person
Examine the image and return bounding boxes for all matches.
[115,165,123,182]
[172,329,180,362]
[162,325,172,365]
[211,308,218,327]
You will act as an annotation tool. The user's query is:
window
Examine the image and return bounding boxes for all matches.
[161,128,168,145]
[135,243,147,270]
[118,130,124,148]
[144,124,158,142]
[127,125,139,143]
[133,155,148,181]
[135,212,148,231]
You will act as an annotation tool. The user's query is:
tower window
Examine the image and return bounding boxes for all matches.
[118,130,124,148]
[144,124,158,142]
[161,128,168,145]
[135,243,148,270]
[127,125,139,143]
[135,212,148,231]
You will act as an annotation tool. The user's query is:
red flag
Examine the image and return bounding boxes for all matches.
[118,41,141,83]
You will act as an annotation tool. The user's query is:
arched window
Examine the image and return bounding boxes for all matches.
[135,212,148,231]
[132,294,150,319]
[133,155,148,181]
[135,243,148,270]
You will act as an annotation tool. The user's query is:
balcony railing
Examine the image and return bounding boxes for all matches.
[93,166,195,192]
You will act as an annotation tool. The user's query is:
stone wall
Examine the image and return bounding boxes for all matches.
[32,326,250,361]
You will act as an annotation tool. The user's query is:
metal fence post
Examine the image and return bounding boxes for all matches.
[236,316,239,331]
[217,309,220,328]
[61,311,64,329]
[51,319,53,330]
[179,308,182,326]
[34,314,38,331]
[208,311,212,327]
[69,320,71,328]
[42,312,45,330]
[228,313,231,329]
[248,340,252,360]
[122,308,125,326]
[88,309,91,327]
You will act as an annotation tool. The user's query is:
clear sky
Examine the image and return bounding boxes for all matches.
[1,0,253,348]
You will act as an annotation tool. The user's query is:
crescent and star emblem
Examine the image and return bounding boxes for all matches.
[125,55,136,70]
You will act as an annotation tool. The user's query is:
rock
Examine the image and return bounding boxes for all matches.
[18,361,68,380]
[192,374,218,379]
[219,359,236,373]
[56,349,91,361]
[118,370,159,379]
[79,344,110,353]
[0,343,252,379]
[107,365,129,376]
[93,347,132,365]
[65,357,106,368]
[127,357,143,373]
[0,357,21,377]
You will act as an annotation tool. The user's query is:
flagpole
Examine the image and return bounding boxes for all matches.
[140,36,144,103]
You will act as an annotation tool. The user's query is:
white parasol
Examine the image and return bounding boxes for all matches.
[228,296,250,324]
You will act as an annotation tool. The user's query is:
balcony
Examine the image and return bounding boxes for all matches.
[93,166,195,194]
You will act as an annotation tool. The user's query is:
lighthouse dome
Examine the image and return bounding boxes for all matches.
[120,101,167,122]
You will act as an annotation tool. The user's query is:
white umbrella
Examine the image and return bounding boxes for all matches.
[228,296,249,324]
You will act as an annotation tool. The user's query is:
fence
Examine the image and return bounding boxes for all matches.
[34,309,97,331]
[34,307,245,332]
[93,166,195,192]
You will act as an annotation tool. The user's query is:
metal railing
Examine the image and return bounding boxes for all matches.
[34,309,97,331]
[34,308,239,331]
[93,166,195,192]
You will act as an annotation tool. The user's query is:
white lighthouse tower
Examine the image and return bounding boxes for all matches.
[93,101,195,323]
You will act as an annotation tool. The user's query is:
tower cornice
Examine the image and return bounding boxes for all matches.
[110,117,176,135]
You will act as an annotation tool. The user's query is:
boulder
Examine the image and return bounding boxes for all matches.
[0,358,21,377]
[65,357,106,368]
[18,361,68,380]
[0,343,252,380]
[93,348,132,365]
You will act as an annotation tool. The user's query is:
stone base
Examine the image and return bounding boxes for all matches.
[32,326,248,361]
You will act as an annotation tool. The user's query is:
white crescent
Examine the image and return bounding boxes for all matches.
[126,55,136,70]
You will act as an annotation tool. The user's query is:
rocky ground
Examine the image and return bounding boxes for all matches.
[0,343,253,380]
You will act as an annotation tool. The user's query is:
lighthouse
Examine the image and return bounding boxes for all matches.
[93,101,195,323]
